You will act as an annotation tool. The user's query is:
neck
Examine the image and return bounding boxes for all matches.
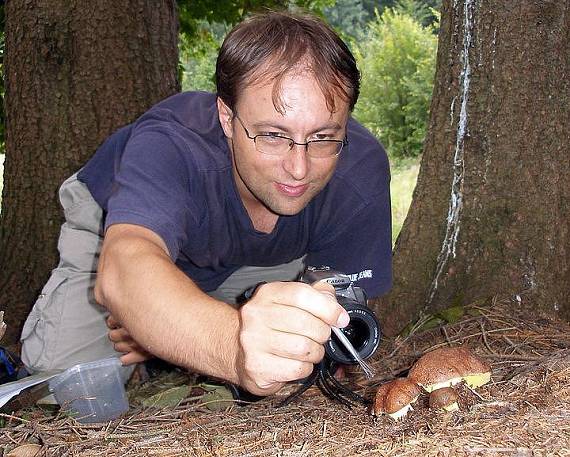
[243,198,279,233]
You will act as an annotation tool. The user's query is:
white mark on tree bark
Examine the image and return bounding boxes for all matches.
[450,96,457,126]
[428,0,476,304]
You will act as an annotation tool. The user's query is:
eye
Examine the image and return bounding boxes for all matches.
[258,133,289,144]
[312,133,335,141]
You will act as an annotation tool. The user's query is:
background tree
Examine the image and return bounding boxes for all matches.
[0,1,179,344]
[376,0,570,335]
[322,0,370,40]
[0,5,5,156]
[354,6,437,158]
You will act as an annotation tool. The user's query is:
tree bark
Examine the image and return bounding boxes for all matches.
[0,1,179,344]
[376,0,570,335]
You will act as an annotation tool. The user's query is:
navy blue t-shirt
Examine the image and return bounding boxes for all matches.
[78,91,392,297]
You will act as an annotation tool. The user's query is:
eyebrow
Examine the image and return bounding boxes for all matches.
[250,120,343,135]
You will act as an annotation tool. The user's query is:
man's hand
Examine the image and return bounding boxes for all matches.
[106,314,153,365]
[235,281,349,396]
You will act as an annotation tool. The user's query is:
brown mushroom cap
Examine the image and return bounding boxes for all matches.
[408,346,491,392]
[372,378,422,421]
[429,387,459,412]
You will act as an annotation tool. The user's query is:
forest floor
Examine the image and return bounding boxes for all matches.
[1,294,569,456]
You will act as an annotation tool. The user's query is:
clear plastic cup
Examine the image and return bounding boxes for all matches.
[48,357,129,423]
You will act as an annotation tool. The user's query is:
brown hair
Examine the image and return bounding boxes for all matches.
[215,10,360,113]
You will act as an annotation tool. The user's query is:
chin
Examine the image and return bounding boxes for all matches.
[261,187,319,216]
[276,208,304,216]
[268,199,310,217]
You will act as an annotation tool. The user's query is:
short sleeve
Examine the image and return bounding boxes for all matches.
[105,127,198,260]
[306,189,393,299]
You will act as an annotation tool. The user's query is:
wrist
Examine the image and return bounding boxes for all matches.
[226,307,242,386]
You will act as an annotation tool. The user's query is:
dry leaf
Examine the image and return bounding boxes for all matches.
[6,443,42,457]
[199,383,235,411]
[141,385,191,408]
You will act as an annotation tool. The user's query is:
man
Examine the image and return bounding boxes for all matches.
[20,11,392,397]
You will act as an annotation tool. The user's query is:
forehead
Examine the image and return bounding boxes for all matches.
[236,61,349,117]
[236,70,349,124]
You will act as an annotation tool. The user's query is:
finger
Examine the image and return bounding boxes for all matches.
[113,341,140,353]
[272,307,331,344]
[312,280,350,328]
[256,282,349,328]
[311,281,336,301]
[268,332,325,363]
[245,353,314,386]
[120,350,152,366]
[311,280,337,300]
[265,355,315,383]
[108,327,134,343]
[106,314,121,329]
[242,379,286,397]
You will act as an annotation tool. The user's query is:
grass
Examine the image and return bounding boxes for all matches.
[390,156,421,245]
[0,152,419,244]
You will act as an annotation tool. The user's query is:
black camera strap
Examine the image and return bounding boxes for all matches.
[279,359,370,408]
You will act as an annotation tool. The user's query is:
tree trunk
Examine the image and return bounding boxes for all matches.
[376,0,570,335]
[0,1,179,344]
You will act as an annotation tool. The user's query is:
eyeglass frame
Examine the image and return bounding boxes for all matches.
[233,114,348,158]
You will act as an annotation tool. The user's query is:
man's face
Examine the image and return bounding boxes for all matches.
[218,71,350,218]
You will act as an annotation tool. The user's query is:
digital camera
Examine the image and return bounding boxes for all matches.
[300,266,381,365]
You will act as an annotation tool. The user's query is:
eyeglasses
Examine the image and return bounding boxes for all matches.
[234,115,347,159]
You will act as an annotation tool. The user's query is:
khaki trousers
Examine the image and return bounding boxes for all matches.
[20,173,305,373]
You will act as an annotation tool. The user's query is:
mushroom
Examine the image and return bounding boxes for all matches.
[429,386,459,412]
[370,378,422,421]
[408,346,491,392]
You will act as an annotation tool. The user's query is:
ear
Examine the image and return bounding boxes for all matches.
[217,97,234,139]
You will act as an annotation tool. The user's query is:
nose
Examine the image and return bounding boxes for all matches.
[282,143,309,181]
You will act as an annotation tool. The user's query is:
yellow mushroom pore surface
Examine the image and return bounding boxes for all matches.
[409,346,491,392]
[373,378,422,421]
[463,371,492,389]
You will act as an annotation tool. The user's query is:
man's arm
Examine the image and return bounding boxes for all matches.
[95,223,349,396]
[95,223,241,384]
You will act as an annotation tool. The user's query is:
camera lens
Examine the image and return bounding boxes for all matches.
[324,300,381,365]
[341,318,369,350]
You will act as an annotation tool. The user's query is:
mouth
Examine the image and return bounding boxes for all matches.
[275,182,309,197]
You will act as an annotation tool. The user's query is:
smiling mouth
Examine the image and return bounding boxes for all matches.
[275,182,309,197]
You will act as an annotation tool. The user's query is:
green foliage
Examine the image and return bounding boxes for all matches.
[323,0,371,40]
[394,0,441,28]
[178,0,334,42]
[181,21,223,92]
[323,0,440,40]
[353,8,437,158]
[179,0,335,92]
